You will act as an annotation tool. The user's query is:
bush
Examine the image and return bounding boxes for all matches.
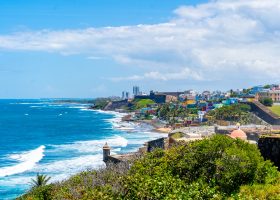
[19,135,280,199]
[260,97,273,107]
[236,182,280,199]
[207,104,251,124]
[18,184,53,200]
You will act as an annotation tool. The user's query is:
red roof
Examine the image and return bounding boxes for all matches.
[230,129,247,140]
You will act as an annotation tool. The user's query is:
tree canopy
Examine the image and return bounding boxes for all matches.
[260,97,273,107]
[207,104,251,124]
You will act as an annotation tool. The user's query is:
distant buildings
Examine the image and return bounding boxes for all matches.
[121,91,129,100]
[134,91,183,104]
[134,91,166,104]
[210,90,225,101]
[120,83,280,105]
[252,84,280,103]
[133,86,140,96]
[256,90,280,103]
[250,85,264,95]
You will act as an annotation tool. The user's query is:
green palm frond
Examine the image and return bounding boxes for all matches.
[30,173,51,188]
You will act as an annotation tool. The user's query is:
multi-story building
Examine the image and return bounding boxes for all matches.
[133,86,140,96]
[122,91,129,100]
[249,85,264,95]
[256,90,280,102]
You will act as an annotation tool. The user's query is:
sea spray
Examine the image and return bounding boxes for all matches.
[0,145,45,177]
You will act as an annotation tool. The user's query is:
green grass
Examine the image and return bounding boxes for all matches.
[135,99,155,109]
[170,132,185,139]
[268,105,280,116]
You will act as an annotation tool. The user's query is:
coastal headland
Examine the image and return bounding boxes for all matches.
[18,83,280,199]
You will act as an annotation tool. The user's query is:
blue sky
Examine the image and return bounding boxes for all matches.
[0,0,279,98]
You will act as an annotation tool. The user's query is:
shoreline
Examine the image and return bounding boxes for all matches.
[93,109,171,134]
[92,109,169,150]
[136,119,171,134]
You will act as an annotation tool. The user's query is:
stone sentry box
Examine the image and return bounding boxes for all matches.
[103,137,167,165]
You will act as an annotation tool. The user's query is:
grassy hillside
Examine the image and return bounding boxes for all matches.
[268,105,280,116]
[19,135,280,200]
[134,99,155,109]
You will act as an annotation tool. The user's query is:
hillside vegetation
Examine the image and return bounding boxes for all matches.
[268,105,280,117]
[207,104,252,124]
[133,99,155,109]
[19,135,280,200]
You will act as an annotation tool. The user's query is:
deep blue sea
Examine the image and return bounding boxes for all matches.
[0,99,166,199]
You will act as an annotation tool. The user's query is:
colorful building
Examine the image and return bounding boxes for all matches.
[256,90,280,102]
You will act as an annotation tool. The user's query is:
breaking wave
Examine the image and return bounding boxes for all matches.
[50,135,128,153]
[0,146,45,177]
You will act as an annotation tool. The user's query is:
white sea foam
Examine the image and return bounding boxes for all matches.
[94,110,126,118]
[10,102,46,105]
[68,106,87,109]
[30,105,46,108]
[49,135,128,153]
[80,108,91,111]
[0,146,45,177]
[34,154,104,178]
[100,111,137,131]
[0,176,33,187]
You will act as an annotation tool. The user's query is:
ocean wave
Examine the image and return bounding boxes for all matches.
[0,146,45,177]
[0,176,33,187]
[30,105,47,108]
[94,110,126,118]
[49,135,128,153]
[80,108,91,111]
[102,113,137,131]
[67,106,88,109]
[0,154,103,188]
[34,154,104,178]
[94,110,132,131]
[10,102,46,105]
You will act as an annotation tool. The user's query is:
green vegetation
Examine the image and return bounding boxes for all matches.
[19,135,280,200]
[229,89,238,97]
[30,174,51,188]
[134,99,155,109]
[242,88,251,94]
[268,105,280,116]
[260,97,273,107]
[170,132,185,139]
[207,104,251,124]
[156,103,190,123]
[91,98,111,109]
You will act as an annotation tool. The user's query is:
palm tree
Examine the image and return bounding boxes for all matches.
[30,173,51,188]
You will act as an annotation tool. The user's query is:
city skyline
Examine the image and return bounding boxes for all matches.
[1,0,280,98]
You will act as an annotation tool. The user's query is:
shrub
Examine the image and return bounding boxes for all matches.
[260,97,273,107]
[18,184,53,200]
[19,135,280,199]
[236,182,280,199]
[207,104,251,124]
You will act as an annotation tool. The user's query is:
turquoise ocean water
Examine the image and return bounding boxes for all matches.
[0,99,165,199]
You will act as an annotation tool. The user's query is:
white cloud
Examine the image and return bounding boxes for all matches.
[87,56,104,60]
[1,0,280,86]
[110,67,204,81]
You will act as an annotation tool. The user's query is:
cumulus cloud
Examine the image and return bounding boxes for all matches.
[110,67,204,81]
[0,0,280,85]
